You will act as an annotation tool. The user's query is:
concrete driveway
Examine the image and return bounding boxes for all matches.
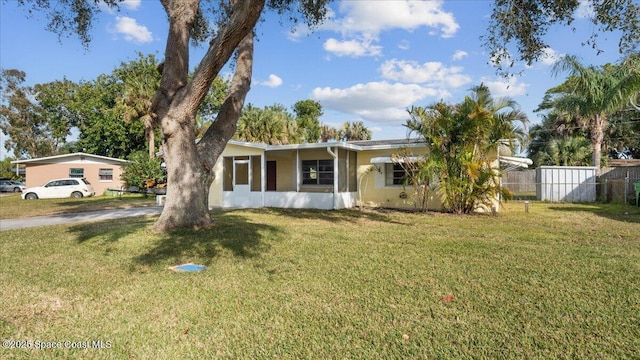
[0,207,163,231]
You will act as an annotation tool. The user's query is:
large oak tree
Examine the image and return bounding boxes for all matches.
[13,0,329,231]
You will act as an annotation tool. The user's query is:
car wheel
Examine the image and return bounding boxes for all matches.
[25,193,38,200]
[71,191,83,199]
[13,187,21,193]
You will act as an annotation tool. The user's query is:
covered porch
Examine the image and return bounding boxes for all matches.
[215,142,358,210]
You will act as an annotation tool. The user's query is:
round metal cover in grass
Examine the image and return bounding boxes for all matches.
[169,263,206,272]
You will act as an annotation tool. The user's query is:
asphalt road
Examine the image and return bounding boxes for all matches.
[0,207,163,231]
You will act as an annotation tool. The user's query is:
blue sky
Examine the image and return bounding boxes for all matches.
[0,0,628,158]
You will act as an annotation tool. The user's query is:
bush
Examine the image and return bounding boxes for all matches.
[120,151,165,190]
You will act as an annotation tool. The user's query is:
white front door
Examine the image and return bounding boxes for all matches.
[233,160,251,207]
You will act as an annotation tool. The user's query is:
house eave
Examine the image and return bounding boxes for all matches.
[11,152,128,164]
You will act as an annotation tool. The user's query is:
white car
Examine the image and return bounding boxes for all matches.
[22,178,96,200]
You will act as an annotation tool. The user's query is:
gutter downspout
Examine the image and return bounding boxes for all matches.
[327,147,338,210]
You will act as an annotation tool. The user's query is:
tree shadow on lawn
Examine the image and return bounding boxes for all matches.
[68,211,282,268]
[251,207,411,225]
[548,202,640,224]
[135,212,281,267]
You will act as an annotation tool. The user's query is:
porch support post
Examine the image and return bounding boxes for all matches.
[327,146,338,210]
[346,150,349,192]
[261,152,266,207]
[296,149,300,192]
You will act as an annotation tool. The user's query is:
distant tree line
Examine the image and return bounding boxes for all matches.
[1,54,372,163]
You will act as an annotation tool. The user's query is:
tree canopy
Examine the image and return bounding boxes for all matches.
[485,0,640,72]
[533,54,640,169]
[0,70,73,158]
[293,99,323,143]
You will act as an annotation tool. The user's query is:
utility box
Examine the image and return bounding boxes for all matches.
[536,166,597,202]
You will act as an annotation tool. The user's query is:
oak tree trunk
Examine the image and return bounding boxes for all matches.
[154,114,212,230]
[151,0,263,231]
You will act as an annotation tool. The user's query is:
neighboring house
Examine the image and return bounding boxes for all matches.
[208,139,501,211]
[12,153,127,195]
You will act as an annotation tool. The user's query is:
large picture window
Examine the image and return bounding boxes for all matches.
[302,159,333,185]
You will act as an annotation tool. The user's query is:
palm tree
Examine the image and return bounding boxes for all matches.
[548,54,640,173]
[339,121,372,141]
[319,123,339,142]
[234,104,301,145]
[405,84,528,214]
[115,54,161,158]
[534,136,592,166]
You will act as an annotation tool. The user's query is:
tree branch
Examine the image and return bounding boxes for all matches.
[184,0,265,117]
[197,31,254,170]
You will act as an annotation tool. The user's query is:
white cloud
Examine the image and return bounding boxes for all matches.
[114,16,152,43]
[482,76,528,97]
[323,38,382,57]
[575,0,595,19]
[397,40,410,51]
[311,81,448,124]
[121,0,142,10]
[539,47,564,66]
[308,1,458,58]
[328,0,459,39]
[452,50,468,61]
[260,74,283,88]
[379,59,472,88]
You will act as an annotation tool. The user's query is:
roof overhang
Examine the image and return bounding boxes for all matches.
[11,152,128,165]
[227,139,428,152]
[370,156,423,164]
[500,156,533,169]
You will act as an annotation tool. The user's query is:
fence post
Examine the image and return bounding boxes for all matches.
[625,169,629,205]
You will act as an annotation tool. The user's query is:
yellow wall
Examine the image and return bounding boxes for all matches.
[356,147,443,210]
[265,148,339,193]
[265,150,297,192]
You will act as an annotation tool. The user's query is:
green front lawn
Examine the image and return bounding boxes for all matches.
[1,202,639,359]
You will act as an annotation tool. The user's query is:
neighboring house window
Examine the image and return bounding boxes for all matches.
[99,168,113,181]
[69,168,84,178]
[302,159,333,185]
[385,163,408,186]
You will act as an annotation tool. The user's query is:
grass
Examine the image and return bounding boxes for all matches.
[0,193,156,219]
[1,201,639,359]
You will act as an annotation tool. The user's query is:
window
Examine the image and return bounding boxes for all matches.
[385,163,408,186]
[302,159,333,185]
[69,168,84,178]
[62,179,79,186]
[99,168,113,181]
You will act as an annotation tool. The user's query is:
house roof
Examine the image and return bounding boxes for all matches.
[227,139,427,152]
[11,152,128,165]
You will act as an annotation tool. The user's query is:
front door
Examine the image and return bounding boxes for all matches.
[233,160,251,207]
[266,161,277,191]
